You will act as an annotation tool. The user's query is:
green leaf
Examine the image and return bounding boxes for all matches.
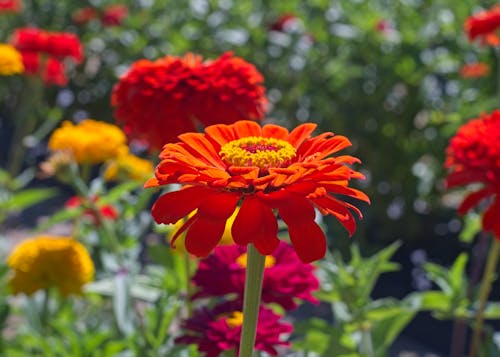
[459,213,482,243]
[2,188,57,212]
[113,273,134,336]
[36,207,83,231]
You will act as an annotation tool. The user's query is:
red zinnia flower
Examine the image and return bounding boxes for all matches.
[10,27,83,86]
[465,6,500,46]
[66,196,119,225]
[191,242,319,310]
[175,300,292,357]
[459,62,490,78]
[102,4,128,26]
[147,120,369,263]
[445,110,500,238]
[111,52,267,151]
[0,0,21,12]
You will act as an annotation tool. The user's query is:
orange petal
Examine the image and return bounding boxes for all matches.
[234,120,262,137]
[287,123,317,148]
[205,124,237,147]
[178,132,225,169]
[262,124,289,139]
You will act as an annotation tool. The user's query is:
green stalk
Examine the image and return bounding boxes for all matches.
[468,238,500,357]
[239,244,266,357]
[40,288,51,332]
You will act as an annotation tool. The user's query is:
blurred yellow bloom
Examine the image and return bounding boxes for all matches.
[104,150,153,182]
[169,208,239,253]
[0,44,24,76]
[7,236,94,296]
[48,119,127,164]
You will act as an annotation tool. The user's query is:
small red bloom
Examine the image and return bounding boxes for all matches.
[66,196,119,225]
[175,300,292,357]
[445,110,500,238]
[0,0,21,12]
[111,52,267,151]
[459,62,490,78]
[147,120,369,263]
[102,4,128,26]
[11,27,83,86]
[465,6,500,46]
[191,242,319,310]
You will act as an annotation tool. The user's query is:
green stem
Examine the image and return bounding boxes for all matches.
[40,288,51,332]
[360,326,374,357]
[239,244,266,357]
[468,238,500,357]
[184,251,193,316]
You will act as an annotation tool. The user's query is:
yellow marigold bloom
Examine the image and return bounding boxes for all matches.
[169,208,239,254]
[104,150,154,182]
[7,236,94,296]
[48,119,127,164]
[0,43,24,76]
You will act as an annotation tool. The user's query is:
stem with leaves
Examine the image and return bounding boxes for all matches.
[239,244,266,357]
[468,238,500,357]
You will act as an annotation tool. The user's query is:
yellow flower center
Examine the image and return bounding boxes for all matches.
[225,311,244,328]
[236,253,276,268]
[220,137,296,170]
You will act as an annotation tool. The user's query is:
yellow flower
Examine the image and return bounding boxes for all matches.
[168,208,239,253]
[104,150,154,182]
[48,119,127,164]
[0,44,24,76]
[7,236,94,296]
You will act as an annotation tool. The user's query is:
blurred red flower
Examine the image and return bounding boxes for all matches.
[465,6,500,46]
[175,300,292,357]
[445,110,500,238]
[71,7,99,26]
[270,13,301,32]
[191,242,319,310]
[66,196,119,225]
[112,52,267,150]
[459,62,490,78]
[0,0,21,12]
[11,27,83,86]
[42,57,67,86]
[102,4,128,26]
[147,120,369,263]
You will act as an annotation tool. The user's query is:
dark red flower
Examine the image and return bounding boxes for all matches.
[191,242,319,310]
[20,51,39,74]
[445,110,500,238]
[102,4,128,26]
[111,52,267,151]
[66,196,119,225]
[0,0,21,12]
[147,120,368,263]
[465,6,500,46]
[175,300,292,357]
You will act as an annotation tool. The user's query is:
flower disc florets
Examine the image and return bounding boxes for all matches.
[220,136,296,172]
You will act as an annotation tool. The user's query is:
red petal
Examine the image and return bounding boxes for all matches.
[184,192,240,257]
[178,132,225,169]
[279,196,326,263]
[151,186,211,224]
[287,123,317,148]
[185,217,227,257]
[483,196,500,238]
[232,196,279,254]
[458,188,493,215]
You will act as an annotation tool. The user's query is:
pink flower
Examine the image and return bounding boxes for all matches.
[176,300,292,357]
[191,242,319,310]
